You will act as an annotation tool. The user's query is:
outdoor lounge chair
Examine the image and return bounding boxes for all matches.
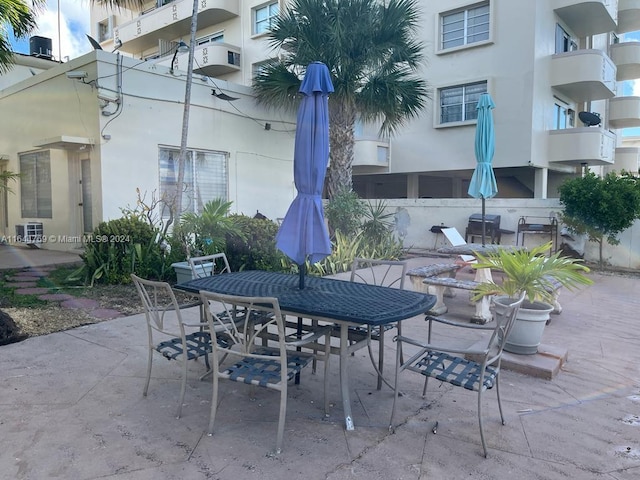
[389,293,526,457]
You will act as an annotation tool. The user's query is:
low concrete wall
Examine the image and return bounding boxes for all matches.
[383,198,640,270]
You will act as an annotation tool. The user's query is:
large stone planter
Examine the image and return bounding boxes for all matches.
[494,296,554,355]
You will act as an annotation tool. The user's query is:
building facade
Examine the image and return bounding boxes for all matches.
[91,0,640,200]
[0,50,297,251]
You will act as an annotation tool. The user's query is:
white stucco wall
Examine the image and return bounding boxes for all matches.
[381,198,640,270]
[0,50,298,251]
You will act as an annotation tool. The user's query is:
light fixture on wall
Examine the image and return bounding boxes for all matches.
[170,41,189,74]
[66,71,88,79]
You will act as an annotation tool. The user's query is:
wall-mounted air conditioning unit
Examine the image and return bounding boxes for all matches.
[15,222,44,246]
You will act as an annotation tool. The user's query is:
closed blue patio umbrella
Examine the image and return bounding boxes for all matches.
[276,62,334,288]
[468,93,497,246]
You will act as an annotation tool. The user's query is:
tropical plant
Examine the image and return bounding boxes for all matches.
[253,0,429,198]
[176,198,244,257]
[558,171,640,266]
[361,199,396,247]
[471,242,593,305]
[224,214,287,272]
[324,188,367,238]
[0,171,21,194]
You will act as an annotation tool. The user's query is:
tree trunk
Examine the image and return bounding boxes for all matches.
[325,100,356,199]
[174,0,199,219]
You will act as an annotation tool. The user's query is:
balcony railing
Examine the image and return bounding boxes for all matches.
[617,0,640,33]
[353,139,390,170]
[609,96,640,129]
[156,42,241,77]
[551,49,616,101]
[554,0,618,37]
[548,127,616,165]
[606,147,640,174]
[610,41,640,80]
[114,0,239,53]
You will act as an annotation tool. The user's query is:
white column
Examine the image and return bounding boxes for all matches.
[534,167,548,199]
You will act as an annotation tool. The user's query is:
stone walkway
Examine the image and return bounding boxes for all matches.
[2,266,123,320]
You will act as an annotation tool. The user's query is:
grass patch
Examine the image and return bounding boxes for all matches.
[0,266,91,309]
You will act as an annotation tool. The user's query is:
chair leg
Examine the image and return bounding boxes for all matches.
[208,372,219,435]
[477,388,489,458]
[276,384,287,455]
[389,340,403,432]
[377,330,384,390]
[143,347,153,397]
[176,360,188,418]
[323,332,331,416]
[495,373,505,425]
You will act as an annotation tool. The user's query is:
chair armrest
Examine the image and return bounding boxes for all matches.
[177,300,203,310]
[284,325,333,347]
[394,334,489,357]
[426,315,494,331]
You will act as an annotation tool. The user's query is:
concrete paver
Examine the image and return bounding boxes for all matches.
[0,246,639,479]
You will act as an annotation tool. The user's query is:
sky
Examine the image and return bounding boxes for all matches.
[9,0,92,62]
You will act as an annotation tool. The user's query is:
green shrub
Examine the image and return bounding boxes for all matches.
[324,188,366,238]
[224,215,288,272]
[71,216,174,285]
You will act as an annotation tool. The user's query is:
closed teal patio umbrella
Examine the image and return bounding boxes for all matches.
[467,93,497,246]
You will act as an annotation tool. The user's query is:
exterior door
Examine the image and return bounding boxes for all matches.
[80,158,93,233]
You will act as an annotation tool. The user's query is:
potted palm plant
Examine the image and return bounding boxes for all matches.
[471,242,593,354]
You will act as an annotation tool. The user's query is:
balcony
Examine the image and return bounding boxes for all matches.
[157,42,241,77]
[617,0,640,33]
[548,127,616,165]
[550,49,616,101]
[610,41,640,80]
[609,96,640,128]
[114,0,239,53]
[353,138,390,171]
[606,146,640,173]
[554,0,617,37]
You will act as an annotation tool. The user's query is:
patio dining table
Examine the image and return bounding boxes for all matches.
[175,270,435,431]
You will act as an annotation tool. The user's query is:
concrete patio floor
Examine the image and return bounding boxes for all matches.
[0,246,639,479]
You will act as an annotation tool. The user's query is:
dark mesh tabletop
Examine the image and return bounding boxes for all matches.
[176,271,435,326]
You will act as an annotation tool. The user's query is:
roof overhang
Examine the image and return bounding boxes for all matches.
[34,136,94,150]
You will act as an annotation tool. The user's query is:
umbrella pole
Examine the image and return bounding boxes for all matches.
[299,262,306,290]
[481,196,486,246]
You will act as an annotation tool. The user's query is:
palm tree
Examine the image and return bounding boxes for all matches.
[253,0,429,199]
[1,0,146,73]
[0,0,45,73]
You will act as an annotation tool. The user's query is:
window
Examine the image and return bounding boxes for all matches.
[553,100,575,130]
[555,24,577,53]
[20,151,52,218]
[159,147,227,218]
[254,2,279,35]
[197,32,224,46]
[441,2,489,50]
[439,81,487,124]
[97,16,114,42]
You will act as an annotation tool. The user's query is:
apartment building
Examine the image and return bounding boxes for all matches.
[90,0,640,202]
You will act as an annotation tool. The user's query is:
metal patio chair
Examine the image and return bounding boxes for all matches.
[131,274,218,419]
[344,258,409,390]
[389,293,526,457]
[199,290,330,455]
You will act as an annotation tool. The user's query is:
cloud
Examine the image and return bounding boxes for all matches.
[34,0,92,60]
